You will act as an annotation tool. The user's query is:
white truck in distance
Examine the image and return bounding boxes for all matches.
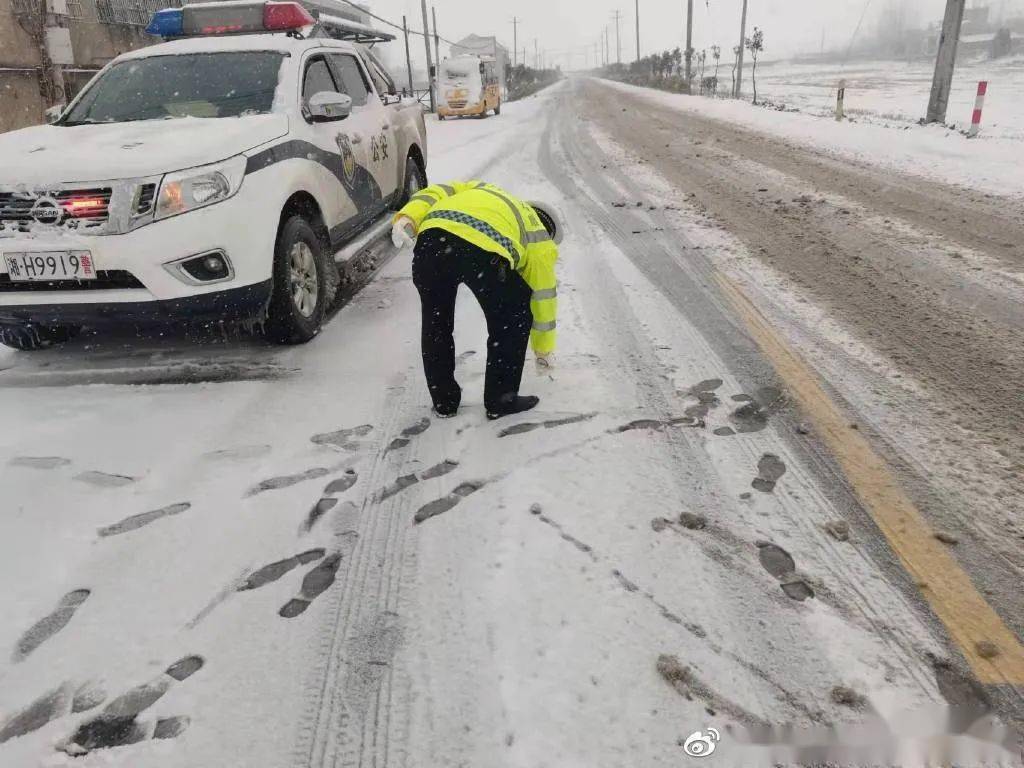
[0,0,428,350]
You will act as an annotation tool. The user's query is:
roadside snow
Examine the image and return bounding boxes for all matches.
[600,76,1024,199]
[752,57,1024,141]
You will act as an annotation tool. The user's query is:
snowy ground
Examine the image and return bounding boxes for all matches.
[751,56,1024,140]
[605,56,1024,199]
[1,83,1022,767]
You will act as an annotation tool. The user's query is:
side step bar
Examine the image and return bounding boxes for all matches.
[334,216,394,265]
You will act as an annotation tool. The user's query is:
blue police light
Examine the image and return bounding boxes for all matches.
[146,8,184,37]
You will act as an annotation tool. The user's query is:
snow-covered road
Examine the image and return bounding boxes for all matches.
[1,81,1021,767]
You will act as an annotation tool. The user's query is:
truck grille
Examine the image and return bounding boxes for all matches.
[447,100,468,109]
[0,188,113,230]
[0,270,143,292]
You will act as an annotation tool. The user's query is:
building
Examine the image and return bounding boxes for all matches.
[1,0,182,133]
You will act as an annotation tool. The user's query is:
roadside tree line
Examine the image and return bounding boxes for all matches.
[599,27,765,103]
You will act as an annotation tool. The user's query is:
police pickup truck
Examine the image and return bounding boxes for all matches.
[0,0,428,350]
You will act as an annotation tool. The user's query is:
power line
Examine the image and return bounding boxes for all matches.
[333,0,459,47]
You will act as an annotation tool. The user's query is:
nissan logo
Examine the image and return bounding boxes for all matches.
[30,197,63,225]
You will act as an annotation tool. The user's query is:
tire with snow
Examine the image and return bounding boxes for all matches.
[0,324,79,351]
[265,215,329,345]
[494,101,501,116]
[394,154,427,210]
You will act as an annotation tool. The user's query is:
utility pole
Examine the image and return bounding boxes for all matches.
[432,7,440,73]
[605,26,610,67]
[926,0,967,123]
[613,10,622,64]
[402,16,414,95]
[512,16,519,67]
[534,38,538,69]
[635,0,640,61]
[734,0,748,98]
[420,0,435,112]
[685,0,693,83]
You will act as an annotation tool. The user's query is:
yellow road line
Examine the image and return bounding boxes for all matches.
[716,272,1024,685]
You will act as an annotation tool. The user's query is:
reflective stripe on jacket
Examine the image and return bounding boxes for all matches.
[397,180,559,354]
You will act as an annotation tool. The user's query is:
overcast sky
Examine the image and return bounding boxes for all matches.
[363,0,1024,70]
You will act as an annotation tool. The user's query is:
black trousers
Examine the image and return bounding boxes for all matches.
[412,229,533,412]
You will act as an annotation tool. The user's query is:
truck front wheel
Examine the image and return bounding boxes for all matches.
[395,154,427,209]
[266,215,328,344]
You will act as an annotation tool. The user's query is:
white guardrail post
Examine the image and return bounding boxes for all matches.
[836,79,846,122]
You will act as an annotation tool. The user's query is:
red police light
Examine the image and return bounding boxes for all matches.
[263,1,315,30]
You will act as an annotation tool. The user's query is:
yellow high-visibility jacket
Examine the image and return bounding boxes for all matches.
[396,180,559,355]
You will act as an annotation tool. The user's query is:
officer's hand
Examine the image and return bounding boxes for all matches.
[535,353,555,372]
[391,216,417,249]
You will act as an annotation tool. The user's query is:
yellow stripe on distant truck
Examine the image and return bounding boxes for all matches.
[716,272,1024,685]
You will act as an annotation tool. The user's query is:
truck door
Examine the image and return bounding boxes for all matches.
[300,53,376,239]
[327,53,398,216]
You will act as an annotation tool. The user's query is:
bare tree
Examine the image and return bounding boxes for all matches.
[711,45,721,79]
[745,27,764,104]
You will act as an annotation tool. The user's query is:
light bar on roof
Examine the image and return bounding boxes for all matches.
[146,1,315,38]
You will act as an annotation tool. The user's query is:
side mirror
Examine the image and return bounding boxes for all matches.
[44,104,66,124]
[306,91,352,122]
[429,64,436,78]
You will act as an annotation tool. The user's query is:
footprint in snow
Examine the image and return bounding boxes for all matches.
[8,456,71,470]
[614,416,697,433]
[713,387,783,437]
[13,589,91,662]
[74,470,137,488]
[756,542,814,602]
[386,437,410,452]
[413,481,484,524]
[310,424,374,451]
[401,417,431,437]
[303,469,358,532]
[97,502,190,538]
[238,549,325,592]
[683,378,723,421]
[247,467,331,497]
[377,460,460,502]
[0,681,106,745]
[202,444,272,461]
[279,554,343,618]
[751,454,787,493]
[498,413,596,438]
[59,655,203,755]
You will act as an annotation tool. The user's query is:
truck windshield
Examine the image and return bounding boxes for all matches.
[62,52,285,125]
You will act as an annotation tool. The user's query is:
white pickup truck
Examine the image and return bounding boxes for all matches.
[0,0,428,350]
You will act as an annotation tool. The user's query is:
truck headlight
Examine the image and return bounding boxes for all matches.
[155,155,247,220]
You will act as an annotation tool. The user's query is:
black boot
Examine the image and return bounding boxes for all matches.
[486,394,540,421]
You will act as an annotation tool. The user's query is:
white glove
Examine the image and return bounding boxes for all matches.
[535,353,555,372]
[391,216,417,249]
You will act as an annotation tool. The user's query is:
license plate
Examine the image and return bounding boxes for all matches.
[3,251,96,282]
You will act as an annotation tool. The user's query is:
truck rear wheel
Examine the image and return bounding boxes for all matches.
[494,101,501,116]
[266,215,328,344]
